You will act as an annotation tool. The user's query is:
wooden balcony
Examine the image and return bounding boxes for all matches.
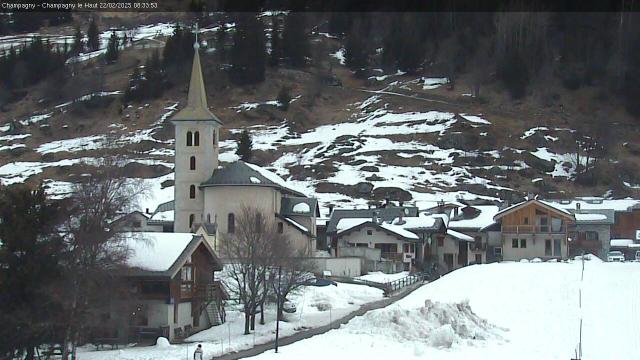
[502,225,567,234]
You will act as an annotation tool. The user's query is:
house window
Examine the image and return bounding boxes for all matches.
[189,185,196,199]
[189,214,195,228]
[212,130,217,145]
[545,239,552,256]
[586,231,598,241]
[228,213,235,233]
[194,131,200,146]
[520,239,527,248]
[180,260,194,299]
[512,238,519,248]
[367,230,373,236]
[206,214,211,223]
[186,131,193,146]
[494,247,503,256]
[437,236,444,247]
[190,156,196,170]
[277,222,283,234]
[524,217,529,225]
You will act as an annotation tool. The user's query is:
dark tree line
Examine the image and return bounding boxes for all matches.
[0,38,67,90]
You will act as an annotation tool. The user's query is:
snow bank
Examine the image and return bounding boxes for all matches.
[349,299,500,348]
[155,337,171,348]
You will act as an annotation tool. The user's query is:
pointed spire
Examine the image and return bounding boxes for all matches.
[171,23,222,125]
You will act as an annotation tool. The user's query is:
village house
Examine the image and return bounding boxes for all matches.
[106,232,227,343]
[492,199,575,261]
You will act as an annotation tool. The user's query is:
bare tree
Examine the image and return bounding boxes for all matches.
[60,155,148,360]
[220,206,283,335]
[271,243,314,319]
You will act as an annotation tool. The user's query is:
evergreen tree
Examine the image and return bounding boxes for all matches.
[0,185,66,360]
[230,13,266,85]
[282,12,309,68]
[344,20,368,71]
[162,25,195,68]
[87,20,100,52]
[71,26,84,55]
[104,30,119,63]
[236,129,253,162]
[269,16,281,67]
[216,22,227,63]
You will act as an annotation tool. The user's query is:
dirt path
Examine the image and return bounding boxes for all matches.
[213,281,425,360]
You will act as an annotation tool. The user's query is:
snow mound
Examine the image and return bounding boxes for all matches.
[350,300,500,348]
[155,337,170,348]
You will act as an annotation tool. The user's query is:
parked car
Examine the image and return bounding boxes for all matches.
[607,251,625,262]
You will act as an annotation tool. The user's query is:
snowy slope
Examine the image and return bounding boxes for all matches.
[244,261,640,360]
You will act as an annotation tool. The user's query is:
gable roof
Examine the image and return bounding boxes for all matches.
[171,46,223,125]
[494,199,574,221]
[336,218,419,240]
[449,205,500,230]
[327,206,419,233]
[201,161,307,197]
[147,200,175,225]
[120,232,222,278]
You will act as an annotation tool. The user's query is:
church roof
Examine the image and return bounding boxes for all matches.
[200,161,306,197]
[171,45,223,125]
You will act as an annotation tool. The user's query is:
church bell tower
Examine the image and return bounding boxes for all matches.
[171,31,223,233]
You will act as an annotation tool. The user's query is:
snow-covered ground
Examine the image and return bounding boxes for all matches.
[77,282,383,360]
[244,260,640,360]
[356,271,409,283]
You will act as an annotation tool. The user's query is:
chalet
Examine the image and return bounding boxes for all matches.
[108,232,227,342]
[493,199,575,261]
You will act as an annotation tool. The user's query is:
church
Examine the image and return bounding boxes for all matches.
[147,39,318,254]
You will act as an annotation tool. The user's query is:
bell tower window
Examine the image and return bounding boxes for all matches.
[186,131,193,146]
[213,130,217,145]
[190,156,196,170]
[189,214,195,228]
[189,185,196,199]
[194,131,200,146]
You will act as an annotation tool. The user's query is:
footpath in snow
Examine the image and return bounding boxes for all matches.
[77,282,383,360]
[245,260,640,360]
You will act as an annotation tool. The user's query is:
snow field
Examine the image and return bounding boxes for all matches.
[244,261,640,360]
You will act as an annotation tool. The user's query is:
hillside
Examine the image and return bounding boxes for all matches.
[1,14,640,214]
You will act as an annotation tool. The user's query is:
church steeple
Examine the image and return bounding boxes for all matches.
[171,29,222,124]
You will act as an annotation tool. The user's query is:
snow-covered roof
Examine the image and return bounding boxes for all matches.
[449,205,500,230]
[545,197,640,212]
[147,200,175,224]
[394,215,437,229]
[574,213,608,222]
[446,229,474,242]
[283,217,309,233]
[124,232,195,272]
[336,218,418,240]
[336,218,370,234]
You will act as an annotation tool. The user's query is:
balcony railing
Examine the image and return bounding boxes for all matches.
[381,252,404,262]
[502,225,567,234]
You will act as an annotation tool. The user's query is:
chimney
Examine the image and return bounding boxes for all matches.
[145,208,150,215]
[576,202,581,210]
[437,200,445,214]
